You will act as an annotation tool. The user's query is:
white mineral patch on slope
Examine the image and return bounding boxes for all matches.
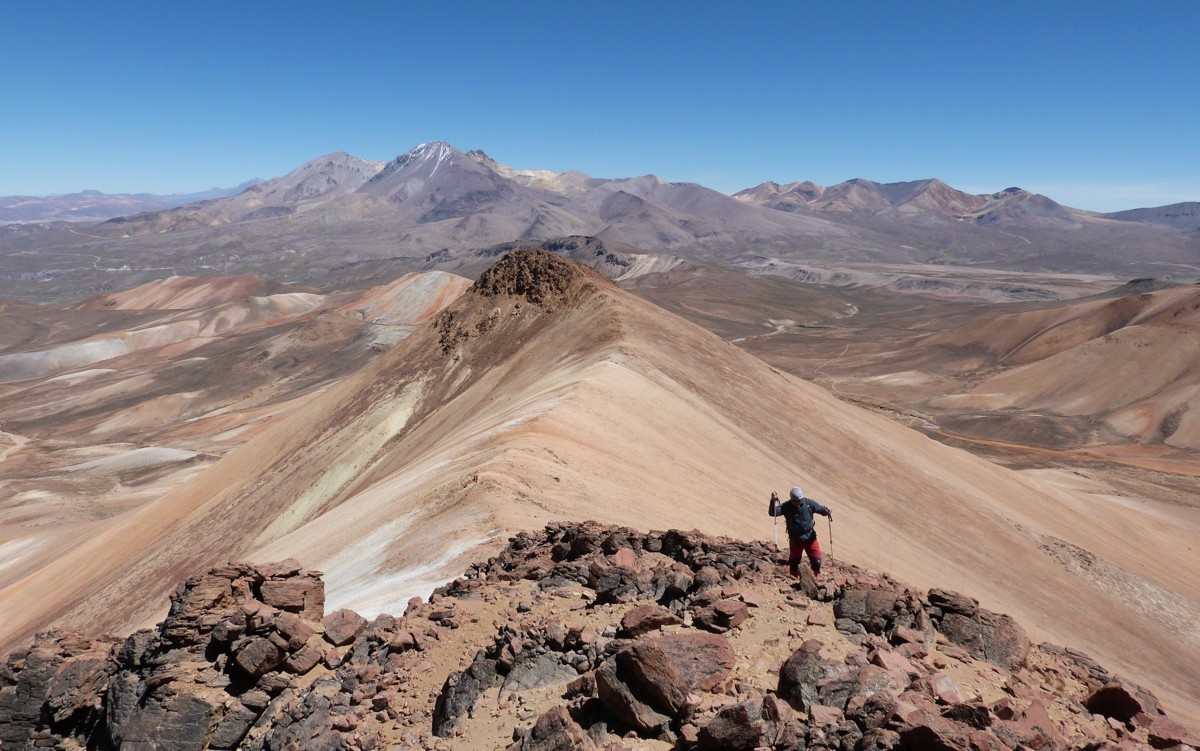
[317,508,487,617]
[0,538,43,576]
[0,339,132,382]
[62,447,199,475]
[45,368,117,385]
[612,253,687,280]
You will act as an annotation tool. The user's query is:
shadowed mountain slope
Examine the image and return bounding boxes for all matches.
[1104,202,1200,232]
[0,250,1196,722]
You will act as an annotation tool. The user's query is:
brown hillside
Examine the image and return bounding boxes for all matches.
[0,251,1196,725]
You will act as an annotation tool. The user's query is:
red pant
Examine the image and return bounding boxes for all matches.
[788,536,823,575]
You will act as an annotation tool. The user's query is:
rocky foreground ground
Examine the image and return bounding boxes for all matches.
[2,522,1196,751]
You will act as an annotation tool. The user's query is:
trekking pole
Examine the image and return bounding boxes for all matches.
[827,517,834,565]
[770,492,780,559]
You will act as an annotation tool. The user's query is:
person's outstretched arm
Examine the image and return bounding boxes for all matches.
[810,498,832,518]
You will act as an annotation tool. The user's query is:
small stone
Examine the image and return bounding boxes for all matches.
[930,672,965,705]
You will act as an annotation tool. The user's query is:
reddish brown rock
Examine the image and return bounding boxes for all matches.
[809,703,844,727]
[697,698,767,750]
[233,637,284,680]
[260,576,324,617]
[778,639,840,710]
[870,647,922,680]
[931,592,1030,671]
[928,589,979,617]
[595,658,672,735]
[273,612,317,650]
[650,632,735,693]
[619,604,681,637]
[994,699,1065,750]
[1086,679,1162,723]
[1147,715,1199,749]
[284,635,327,674]
[322,608,368,647]
[258,559,304,578]
[817,664,905,712]
[693,598,750,633]
[610,547,638,569]
[740,588,767,608]
[894,626,930,646]
[900,716,975,751]
[508,705,597,751]
[835,586,901,634]
[595,632,734,734]
[930,672,965,705]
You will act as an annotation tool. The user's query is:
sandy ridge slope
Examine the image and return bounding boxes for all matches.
[1,250,1196,724]
[922,284,1200,447]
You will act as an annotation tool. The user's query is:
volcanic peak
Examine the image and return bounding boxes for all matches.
[470,247,614,307]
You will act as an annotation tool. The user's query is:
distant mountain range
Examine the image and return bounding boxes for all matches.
[0,180,263,223]
[1,141,1198,301]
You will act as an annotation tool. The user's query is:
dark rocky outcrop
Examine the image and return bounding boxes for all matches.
[1,522,1191,750]
[927,588,1031,670]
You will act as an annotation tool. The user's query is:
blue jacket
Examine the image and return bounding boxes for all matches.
[769,495,830,541]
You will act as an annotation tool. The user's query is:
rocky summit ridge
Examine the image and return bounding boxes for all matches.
[2,523,1195,751]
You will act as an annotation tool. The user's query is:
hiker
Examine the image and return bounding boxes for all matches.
[768,486,832,577]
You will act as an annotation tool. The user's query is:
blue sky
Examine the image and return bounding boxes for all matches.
[3,1,1197,211]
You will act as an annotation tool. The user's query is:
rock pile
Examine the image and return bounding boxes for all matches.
[2,522,1196,751]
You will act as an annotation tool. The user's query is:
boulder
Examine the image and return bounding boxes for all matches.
[899,716,974,751]
[809,703,844,727]
[1147,715,1200,749]
[858,728,903,751]
[116,687,222,750]
[619,604,681,637]
[693,598,750,633]
[508,705,598,751]
[778,639,837,710]
[650,632,735,693]
[284,635,327,674]
[260,575,324,617]
[933,603,1030,670]
[869,647,922,681]
[816,665,903,712]
[610,547,638,569]
[233,637,284,680]
[612,641,691,718]
[697,698,767,750]
[594,632,734,734]
[272,612,317,650]
[322,609,368,647]
[209,700,259,749]
[1085,679,1161,722]
[432,649,498,737]
[595,659,672,735]
[835,587,900,634]
[927,589,978,617]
